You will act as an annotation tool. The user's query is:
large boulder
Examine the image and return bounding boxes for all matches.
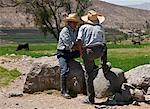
[23,56,86,94]
[114,83,145,103]
[94,68,125,98]
[125,64,150,91]
[112,65,150,104]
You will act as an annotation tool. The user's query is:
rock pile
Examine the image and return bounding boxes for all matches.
[113,64,150,104]
[23,56,150,104]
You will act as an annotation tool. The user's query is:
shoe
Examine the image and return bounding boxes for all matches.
[82,98,95,104]
[61,93,71,99]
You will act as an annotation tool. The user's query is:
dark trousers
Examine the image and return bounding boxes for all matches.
[57,50,80,93]
[82,44,107,101]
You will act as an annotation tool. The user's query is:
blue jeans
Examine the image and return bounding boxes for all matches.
[57,50,80,94]
[57,50,80,78]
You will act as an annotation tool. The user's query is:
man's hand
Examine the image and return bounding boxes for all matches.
[72,43,79,51]
[76,39,83,58]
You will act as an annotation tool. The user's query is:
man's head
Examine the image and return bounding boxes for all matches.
[64,13,80,29]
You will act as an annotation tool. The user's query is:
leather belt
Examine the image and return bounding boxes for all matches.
[85,44,103,48]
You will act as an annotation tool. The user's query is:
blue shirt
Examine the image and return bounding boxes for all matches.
[57,25,77,50]
[77,23,105,47]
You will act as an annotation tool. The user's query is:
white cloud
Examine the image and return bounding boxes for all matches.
[101,0,150,5]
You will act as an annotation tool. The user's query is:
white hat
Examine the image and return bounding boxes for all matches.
[81,10,105,24]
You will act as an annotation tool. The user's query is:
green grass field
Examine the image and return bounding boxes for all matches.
[0,43,150,71]
[0,67,21,87]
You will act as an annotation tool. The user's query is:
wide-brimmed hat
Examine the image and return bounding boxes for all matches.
[81,10,105,24]
[64,13,80,23]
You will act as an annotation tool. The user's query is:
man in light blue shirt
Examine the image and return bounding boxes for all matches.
[57,13,80,99]
[77,10,109,104]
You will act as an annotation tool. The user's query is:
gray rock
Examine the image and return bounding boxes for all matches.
[114,82,146,103]
[133,89,145,102]
[132,101,139,106]
[23,56,85,94]
[125,64,150,90]
[95,105,109,109]
[147,87,150,95]
[144,95,150,104]
[94,68,125,98]
[113,83,133,102]
[8,92,23,98]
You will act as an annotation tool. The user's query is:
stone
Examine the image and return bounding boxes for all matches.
[125,64,150,90]
[147,87,150,95]
[144,95,150,104]
[114,83,146,103]
[133,89,145,102]
[94,68,125,98]
[95,105,109,109]
[113,83,134,102]
[10,54,16,56]
[132,101,139,106]
[23,56,85,94]
[8,93,23,98]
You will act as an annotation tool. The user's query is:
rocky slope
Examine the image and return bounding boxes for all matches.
[91,0,150,29]
[0,0,150,30]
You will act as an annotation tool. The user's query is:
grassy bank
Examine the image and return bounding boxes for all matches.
[0,43,150,71]
[0,67,21,87]
[108,48,150,71]
[0,43,57,58]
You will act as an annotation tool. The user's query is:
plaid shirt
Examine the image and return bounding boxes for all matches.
[57,25,77,51]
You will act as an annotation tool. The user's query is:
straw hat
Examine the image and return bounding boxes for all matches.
[64,13,80,23]
[81,10,105,24]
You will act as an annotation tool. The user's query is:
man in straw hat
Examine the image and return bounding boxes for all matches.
[57,13,80,99]
[77,10,111,104]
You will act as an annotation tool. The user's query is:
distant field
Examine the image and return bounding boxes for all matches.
[0,43,150,71]
[0,28,57,44]
[0,28,127,44]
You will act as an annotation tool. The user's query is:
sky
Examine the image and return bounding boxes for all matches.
[101,0,150,5]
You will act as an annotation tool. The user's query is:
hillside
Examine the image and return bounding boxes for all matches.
[0,0,150,30]
[0,7,34,28]
[91,0,150,29]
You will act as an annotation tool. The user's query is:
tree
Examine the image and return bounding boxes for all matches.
[0,0,91,41]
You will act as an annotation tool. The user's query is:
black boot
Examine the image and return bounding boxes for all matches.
[60,77,71,99]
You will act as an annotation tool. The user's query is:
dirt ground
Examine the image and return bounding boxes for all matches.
[0,56,150,109]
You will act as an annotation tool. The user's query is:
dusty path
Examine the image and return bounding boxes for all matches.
[0,56,150,109]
